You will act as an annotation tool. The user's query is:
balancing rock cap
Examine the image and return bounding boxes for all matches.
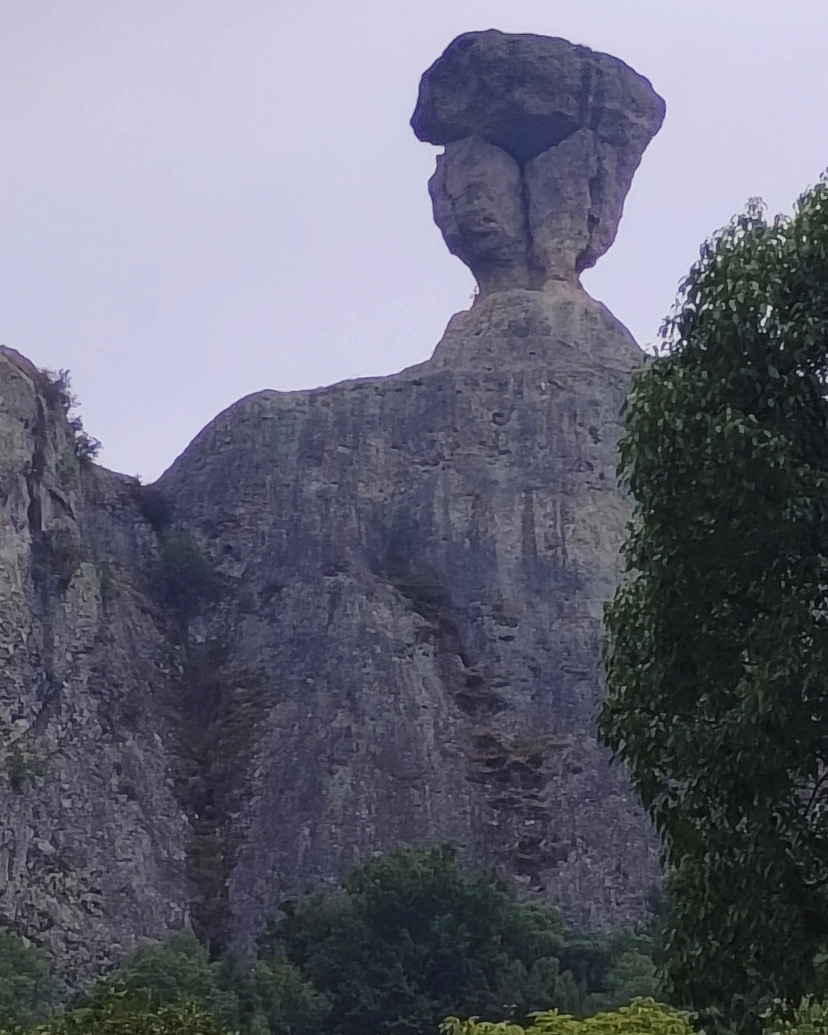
[411,29,665,163]
[412,30,665,293]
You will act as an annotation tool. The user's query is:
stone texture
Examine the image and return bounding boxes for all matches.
[413,30,665,288]
[429,137,530,295]
[0,30,664,979]
[158,282,657,953]
[0,348,191,984]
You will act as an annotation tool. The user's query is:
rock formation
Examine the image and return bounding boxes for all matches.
[0,349,190,981]
[412,30,665,291]
[0,31,665,979]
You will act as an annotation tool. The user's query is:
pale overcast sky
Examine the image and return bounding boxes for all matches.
[2,1,826,480]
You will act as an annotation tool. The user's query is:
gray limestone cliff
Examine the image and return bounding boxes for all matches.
[0,350,190,980]
[0,30,664,978]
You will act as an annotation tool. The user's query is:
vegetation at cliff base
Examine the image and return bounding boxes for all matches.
[599,180,828,1033]
[19,991,231,1035]
[259,846,658,1035]
[0,850,660,1035]
[82,934,240,1029]
[440,998,695,1035]
[0,930,55,1029]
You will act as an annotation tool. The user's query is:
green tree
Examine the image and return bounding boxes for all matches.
[18,988,232,1035]
[599,184,828,1032]
[247,957,331,1035]
[261,847,618,1035]
[440,999,696,1035]
[84,933,239,1031]
[0,929,55,1028]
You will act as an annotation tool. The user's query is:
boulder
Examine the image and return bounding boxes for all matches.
[412,30,665,286]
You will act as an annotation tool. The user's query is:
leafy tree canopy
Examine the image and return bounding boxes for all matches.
[599,182,828,1032]
[0,930,56,1029]
[0,853,658,1035]
[261,846,658,1035]
[440,997,695,1035]
[83,933,239,1031]
[14,988,231,1035]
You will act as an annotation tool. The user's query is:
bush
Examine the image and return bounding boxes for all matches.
[83,933,239,1031]
[4,742,45,793]
[763,998,828,1035]
[156,531,223,621]
[0,929,55,1028]
[79,937,328,1035]
[260,847,646,1035]
[132,485,174,534]
[41,370,101,463]
[18,988,232,1034]
[247,958,331,1035]
[441,998,696,1035]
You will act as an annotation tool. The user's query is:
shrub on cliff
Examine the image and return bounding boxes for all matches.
[155,531,223,621]
[41,370,101,463]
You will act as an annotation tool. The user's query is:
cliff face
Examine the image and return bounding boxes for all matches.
[0,30,665,975]
[0,350,190,980]
[161,282,655,954]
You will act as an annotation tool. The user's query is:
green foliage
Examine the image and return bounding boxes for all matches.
[132,484,175,534]
[261,847,648,1035]
[41,370,101,463]
[43,529,82,593]
[0,930,55,1028]
[20,987,231,1034]
[0,855,658,1035]
[246,958,332,1035]
[156,531,223,620]
[441,998,696,1035]
[599,182,828,1032]
[763,998,828,1035]
[84,933,239,1031]
[75,935,330,1035]
[577,934,662,1016]
[4,741,45,793]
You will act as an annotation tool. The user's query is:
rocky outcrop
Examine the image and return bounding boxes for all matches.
[160,279,654,954]
[0,349,190,981]
[0,30,664,977]
[413,30,665,290]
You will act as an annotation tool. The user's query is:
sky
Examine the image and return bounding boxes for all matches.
[2,1,827,481]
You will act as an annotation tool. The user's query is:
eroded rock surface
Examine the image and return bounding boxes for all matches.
[413,29,665,288]
[159,282,655,953]
[0,30,663,978]
[0,348,190,982]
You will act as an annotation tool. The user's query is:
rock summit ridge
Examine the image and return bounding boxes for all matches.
[412,29,665,294]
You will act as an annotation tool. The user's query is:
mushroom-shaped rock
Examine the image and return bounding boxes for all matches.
[412,30,665,291]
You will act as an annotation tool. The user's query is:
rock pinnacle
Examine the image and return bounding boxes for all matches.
[412,30,665,294]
